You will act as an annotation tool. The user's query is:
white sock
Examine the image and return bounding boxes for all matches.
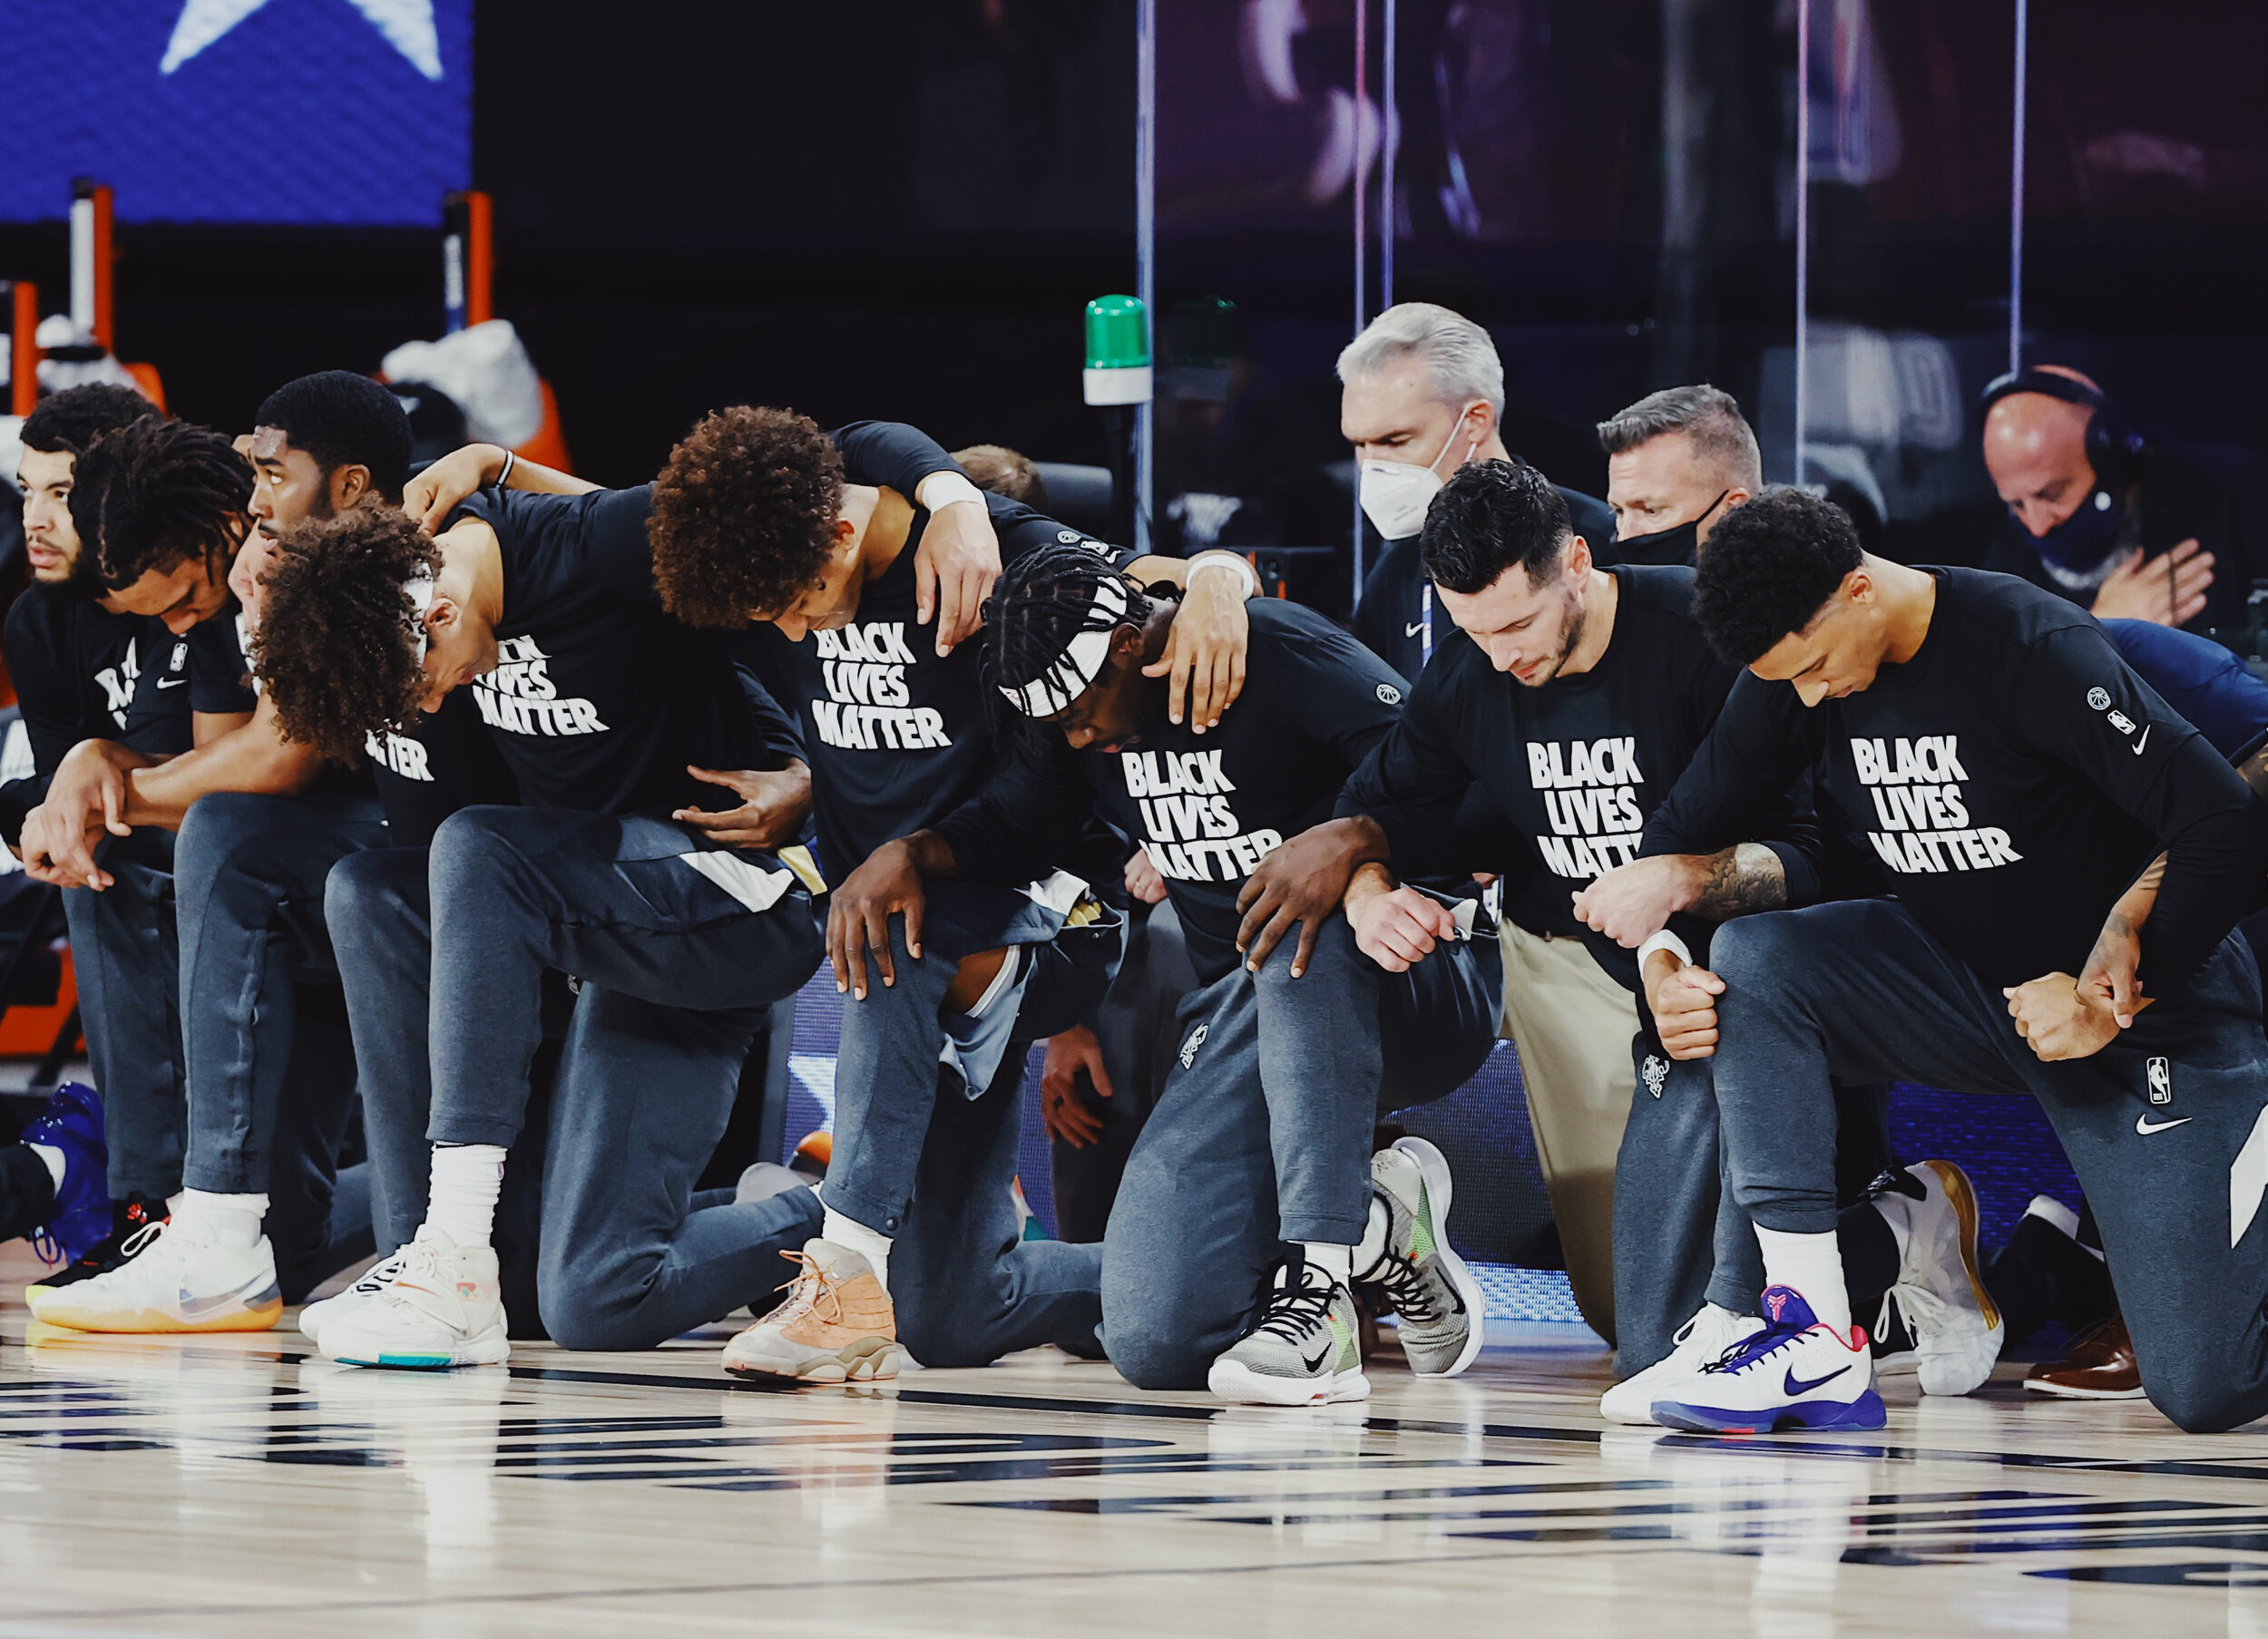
[1350,1196,1390,1282]
[1754,1225,1853,1334]
[425,1144,506,1247]
[821,1207,894,1293]
[1302,1242,1354,1288]
[26,1144,64,1193]
[170,1188,268,1250]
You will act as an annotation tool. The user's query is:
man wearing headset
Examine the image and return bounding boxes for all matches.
[1980,365,2268,646]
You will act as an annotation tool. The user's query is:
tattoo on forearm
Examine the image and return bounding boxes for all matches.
[1689,843,1788,919]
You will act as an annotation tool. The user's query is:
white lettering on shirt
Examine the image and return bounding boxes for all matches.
[1525,737,1647,879]
[471,636,611,737]
[1119,749,1278,883]
[1852,734,2021,874]
[808,622,952,751]
[365,731,433,781]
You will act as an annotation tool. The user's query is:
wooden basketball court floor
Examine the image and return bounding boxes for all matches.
[0,1246,2263,1637]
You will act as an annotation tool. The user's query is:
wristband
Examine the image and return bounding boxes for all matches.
[1188,553,1261,600]
[915,471,985,512]
[495,449,516,489]
[1637,929,1693,971]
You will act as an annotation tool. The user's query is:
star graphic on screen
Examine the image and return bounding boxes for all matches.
[161,0,444,80]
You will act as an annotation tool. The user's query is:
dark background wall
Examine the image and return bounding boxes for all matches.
[3,0,2263,541]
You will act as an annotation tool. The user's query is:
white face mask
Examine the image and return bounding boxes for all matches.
[1357,403,1482,540]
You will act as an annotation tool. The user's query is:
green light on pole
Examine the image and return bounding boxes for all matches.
[1084,294,1152,406]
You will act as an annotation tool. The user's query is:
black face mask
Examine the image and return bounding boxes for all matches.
[2028,487,2127,582]
[1615,491,1728,568]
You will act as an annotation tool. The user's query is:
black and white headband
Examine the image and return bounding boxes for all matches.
[406,567,436,662]
[998,572,1129,718]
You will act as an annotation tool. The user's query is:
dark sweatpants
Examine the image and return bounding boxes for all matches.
[324,806,826,1351]
[175,791,386,1295]
[823,881,1123,1369]
[1101,913,1502,1390]
[68,823,373,1301]
[1710,899,2268,1434]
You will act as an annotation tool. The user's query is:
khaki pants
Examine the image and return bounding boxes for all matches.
[1497,921,1638,1345]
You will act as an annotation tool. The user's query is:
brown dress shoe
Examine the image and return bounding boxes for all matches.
[2024,1312,2146,1400]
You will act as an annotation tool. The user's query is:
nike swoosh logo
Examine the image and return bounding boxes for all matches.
[1784,1363,1851,1396]
[156,678,187,689]
[1301,1345,1334,1373]
[1404,621,1424,637]
[2136,1113,2193,1135]
[2133,727,2151,755]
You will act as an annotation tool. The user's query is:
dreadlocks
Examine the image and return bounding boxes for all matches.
[70,418,252,595]
[980,542,1157,733]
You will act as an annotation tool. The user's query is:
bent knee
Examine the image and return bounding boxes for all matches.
[2146,1369,2268,1435]
[538,1289,658,1354]
[1101,1321,1213,1391]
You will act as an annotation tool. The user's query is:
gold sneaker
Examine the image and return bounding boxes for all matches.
[723,1240,902,1383]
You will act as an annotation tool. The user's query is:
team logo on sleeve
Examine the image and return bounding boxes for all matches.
[1376,683,1402,705]
[2087,687,2110,711]
[1642,1055,1669,1098]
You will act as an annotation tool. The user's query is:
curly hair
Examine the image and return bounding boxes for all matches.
[1691,486,1864,667]
[21,383,161,458]
[251,505,440,762]
[649,405,844,628]
[71,418,251,594]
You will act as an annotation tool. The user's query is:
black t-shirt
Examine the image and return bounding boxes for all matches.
[738,491,1134,882]
[448,484,799,819]
[0,589,191,844]
[365,689,522,848]
[1353,483,1618,682]
[935,600,1408,985]
[1646,567,2265,992]
[125,600,378,801]
[1338,563,1815,990]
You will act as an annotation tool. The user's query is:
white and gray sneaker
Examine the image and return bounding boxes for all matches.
[1361,1137,1486,1377]
[1598,1303,1766,1425]
[1208,1258,1368,1407]
[318,1227,508,1371]
[298,1250,410,1348]
[1869,1158,2004,1396]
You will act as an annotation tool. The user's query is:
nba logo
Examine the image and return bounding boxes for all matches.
[2147,1058,2172,1105]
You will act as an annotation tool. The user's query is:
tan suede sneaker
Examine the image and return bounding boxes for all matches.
[723,1241,902,1383]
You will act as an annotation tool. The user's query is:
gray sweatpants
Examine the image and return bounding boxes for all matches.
[823,881,1124,1368]
[324,807,826,1351]
[1101,912,1503,1390]
[1710,899,2268,1434]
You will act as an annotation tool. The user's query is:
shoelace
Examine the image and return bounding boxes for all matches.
[118,1219,167,1259]
[1876,1280,1950,1350]
[1370,1246,1443,1325]
[755,1250,841,1329]
[1252,1276,1336,1344]
[349,1254,407,1297]
[1702,1321,1809,1377]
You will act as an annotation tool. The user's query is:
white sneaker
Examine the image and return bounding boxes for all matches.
[31,1220,282,1333]
[1869,1159,2004,1396]
[318,1227,508,1370]
[298,1251,409,1347]
[1647,1285,1885,1433]
[1598,1303,1765,1425]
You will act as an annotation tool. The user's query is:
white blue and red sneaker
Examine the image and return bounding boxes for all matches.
[1647,1285,1885,1434]
[21,1084,109,1270]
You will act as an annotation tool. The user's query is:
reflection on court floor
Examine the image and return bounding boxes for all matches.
[5,1302,2268,1636]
